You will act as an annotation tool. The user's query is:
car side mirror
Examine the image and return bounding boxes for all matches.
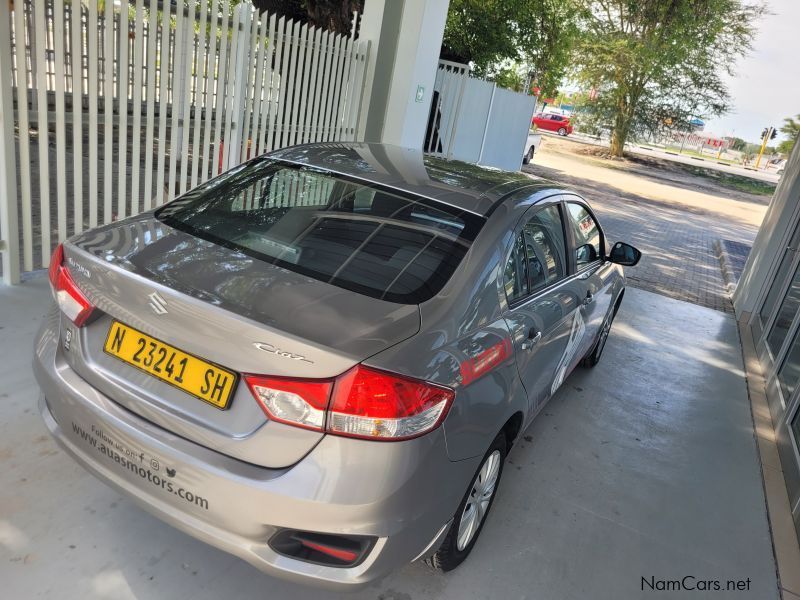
[608,242,641,266]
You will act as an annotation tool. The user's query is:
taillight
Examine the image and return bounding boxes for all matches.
[328,365,454,440]
[244,366,455,440]
[48,243,95,327]
[245,376,332,432]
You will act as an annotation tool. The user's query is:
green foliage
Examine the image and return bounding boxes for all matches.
[779,114,800,156]
[572,0,766,156]
[442,0,578,97]
[728,137,748,152]
[249,0,362,35]
[492,66,526,93]
[778,139,795,156]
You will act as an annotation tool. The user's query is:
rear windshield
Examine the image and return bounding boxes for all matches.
[156,160,485,304]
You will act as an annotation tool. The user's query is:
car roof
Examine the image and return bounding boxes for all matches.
[268,142,561,217]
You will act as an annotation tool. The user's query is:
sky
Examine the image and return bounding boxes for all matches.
[703,0,799,144]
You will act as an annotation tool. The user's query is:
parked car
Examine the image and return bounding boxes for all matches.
[34,143,640,590]
[532,112,574,136]
[771,158,787,175]
[522,132,542,165]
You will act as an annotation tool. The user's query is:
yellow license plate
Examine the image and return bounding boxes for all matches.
[104,321,237,409]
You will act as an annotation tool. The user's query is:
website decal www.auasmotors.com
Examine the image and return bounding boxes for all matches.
[70,421,209,511]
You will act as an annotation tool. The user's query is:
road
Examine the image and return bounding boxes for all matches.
[546,131,781,183]
[525,138,770,313]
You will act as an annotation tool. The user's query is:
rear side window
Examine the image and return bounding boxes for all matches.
[156,161,484,304]
[503,232,529,303]
[503,204,567,304]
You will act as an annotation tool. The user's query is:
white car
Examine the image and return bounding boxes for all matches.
[522,132,542,165]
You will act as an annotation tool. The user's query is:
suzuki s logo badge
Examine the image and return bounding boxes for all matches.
[147,292,168,315]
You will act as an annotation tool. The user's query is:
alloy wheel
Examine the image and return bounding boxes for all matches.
[456,450,502,551]
[596,314,612,357]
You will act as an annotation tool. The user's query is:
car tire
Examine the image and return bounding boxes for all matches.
[522,146,534,165]
[581,296,621,368]
[424,432,507,572]
[557,127,567,136]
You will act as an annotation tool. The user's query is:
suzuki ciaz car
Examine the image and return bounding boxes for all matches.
[34,143,640,589]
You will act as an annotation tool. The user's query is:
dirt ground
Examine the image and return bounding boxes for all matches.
[524,136,770,313]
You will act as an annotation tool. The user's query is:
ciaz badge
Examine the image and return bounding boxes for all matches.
[253,342,313,364]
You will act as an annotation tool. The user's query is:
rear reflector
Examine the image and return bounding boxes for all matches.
[269,530,375,567]
[297,539,358,563]
[48,244,95,327]
[245,366,455,440]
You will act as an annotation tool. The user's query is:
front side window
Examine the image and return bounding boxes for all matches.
[523,205,567,293]
[566,201,601,267]
[156,160,484,304]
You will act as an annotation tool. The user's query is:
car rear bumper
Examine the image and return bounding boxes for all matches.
[33,312,475,589]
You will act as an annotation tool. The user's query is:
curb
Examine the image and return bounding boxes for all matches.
[714,239,752,296]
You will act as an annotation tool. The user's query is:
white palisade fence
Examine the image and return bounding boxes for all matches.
[0,0,371,283]
[426,59,537,172]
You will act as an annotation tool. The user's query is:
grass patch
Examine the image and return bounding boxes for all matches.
[676,164,776,196]
[545,136,777,197]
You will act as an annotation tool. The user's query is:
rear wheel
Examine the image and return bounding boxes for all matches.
[557,127,567,136]
[425,433,506,571]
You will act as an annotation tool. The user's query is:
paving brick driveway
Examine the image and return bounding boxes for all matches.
[524,143,770,313]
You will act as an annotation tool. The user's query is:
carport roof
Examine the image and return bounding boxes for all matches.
[269,142,558,216]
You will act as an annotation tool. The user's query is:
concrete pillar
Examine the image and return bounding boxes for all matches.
[733,133,800,319]
[358,0,450,148]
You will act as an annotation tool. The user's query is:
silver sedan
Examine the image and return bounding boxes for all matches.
[34,142,640,589]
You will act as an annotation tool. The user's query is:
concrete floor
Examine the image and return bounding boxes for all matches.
[0,278,780,599]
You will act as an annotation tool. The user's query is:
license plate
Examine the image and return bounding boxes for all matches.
[103,321,237,409]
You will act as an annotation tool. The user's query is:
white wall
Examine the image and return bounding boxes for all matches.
[734,134,800,319]
[359,0,450,148]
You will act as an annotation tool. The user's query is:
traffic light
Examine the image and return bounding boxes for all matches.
[770,127,778,140]
[761,127,769,140]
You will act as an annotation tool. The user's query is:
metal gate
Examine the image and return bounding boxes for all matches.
[0,0,371,283]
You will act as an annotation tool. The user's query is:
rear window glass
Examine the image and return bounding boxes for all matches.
[156,160,484,304]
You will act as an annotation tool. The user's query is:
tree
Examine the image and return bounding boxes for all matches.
[442,0,578,97]
[249,0,363,35]
[572,0,766,157]
[778,114,800,156]
[493,66,526,93]
[727,137,748,152]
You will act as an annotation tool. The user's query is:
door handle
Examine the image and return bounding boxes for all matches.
[583,291,594,306]
[520,328,542,351]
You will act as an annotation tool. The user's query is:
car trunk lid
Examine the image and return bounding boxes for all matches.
[60,216,420,468]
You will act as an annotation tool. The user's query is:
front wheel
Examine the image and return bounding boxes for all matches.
[557,127,567,136]
[581,299,620,368]
[425,433,506,571]
[522,146,535,165]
